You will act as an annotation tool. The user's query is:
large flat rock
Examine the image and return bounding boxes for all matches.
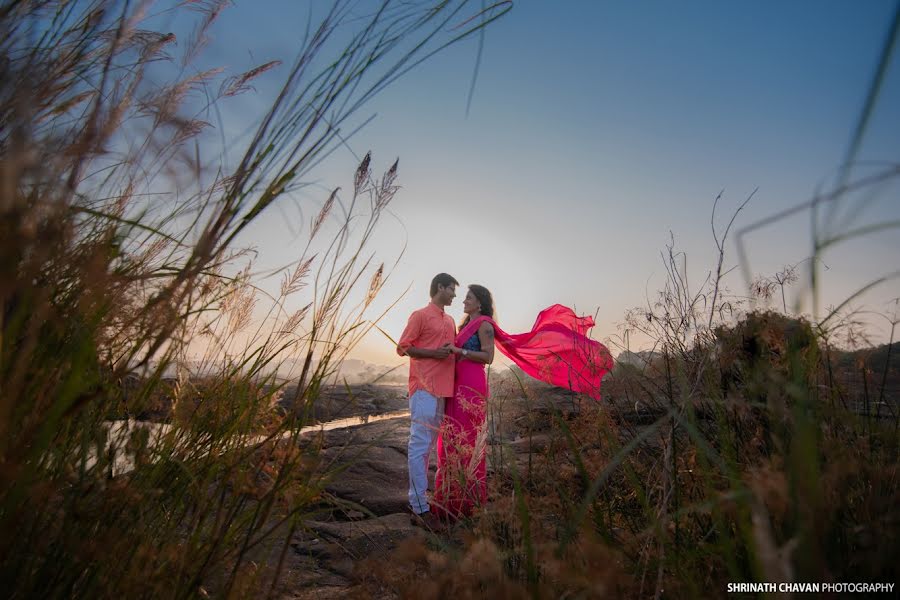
[321,444,411,516]
[285,513,424,593]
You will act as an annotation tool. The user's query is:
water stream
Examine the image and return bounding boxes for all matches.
[100,409,410,476]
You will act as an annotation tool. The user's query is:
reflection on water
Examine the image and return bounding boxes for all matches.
[299,409,409,434]
[100,409,411,475]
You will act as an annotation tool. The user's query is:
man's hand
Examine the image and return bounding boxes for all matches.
[432,344,452,359]
[405,345,452,359]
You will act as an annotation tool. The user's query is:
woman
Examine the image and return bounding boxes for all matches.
[432,285,495,520]
[431,286,615,521]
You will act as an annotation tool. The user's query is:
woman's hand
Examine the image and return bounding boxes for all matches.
[448,345,463,355]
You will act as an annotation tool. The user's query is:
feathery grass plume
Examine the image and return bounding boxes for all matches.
[311,188,337,239]
[375,158,399,210]
[365,263,384,307]
[225,282,256,335]
[168,115,211,147]
[276,303,312,342]
[46,90,98,119]
[143,67,224,127]
[138,30,177,62]
[220,60,283,98]
[182,0,230,65]
[354,151,371,194]
[280,255,316,297]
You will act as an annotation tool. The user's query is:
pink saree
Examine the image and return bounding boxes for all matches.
[432,305,613,519]
[432,317,490,519]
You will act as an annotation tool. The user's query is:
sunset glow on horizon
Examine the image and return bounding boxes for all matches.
[186,1,900,369]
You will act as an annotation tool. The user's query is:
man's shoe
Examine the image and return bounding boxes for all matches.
[410,510,446,532]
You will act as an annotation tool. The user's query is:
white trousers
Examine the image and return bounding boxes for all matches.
[407,389,444,514]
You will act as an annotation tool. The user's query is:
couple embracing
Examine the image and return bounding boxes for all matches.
[396,273,612,531]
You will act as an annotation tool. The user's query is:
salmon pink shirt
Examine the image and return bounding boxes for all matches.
[397,302,456,397]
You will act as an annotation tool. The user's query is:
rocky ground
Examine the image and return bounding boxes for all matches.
[272,417,420,599]
[276,383,409,423]
[264,383,591,599]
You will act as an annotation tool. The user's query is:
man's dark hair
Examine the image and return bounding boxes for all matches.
[430,273,459,297]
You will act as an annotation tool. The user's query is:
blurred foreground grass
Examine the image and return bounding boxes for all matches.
[0,1,509,597]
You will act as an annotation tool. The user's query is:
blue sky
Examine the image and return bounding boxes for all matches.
[181,1,900,365]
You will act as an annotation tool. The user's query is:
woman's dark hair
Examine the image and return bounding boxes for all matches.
[461,284,494,327]
[430,272,459,297]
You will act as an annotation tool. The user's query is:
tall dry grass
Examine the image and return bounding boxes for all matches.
[0,1,510,597]
[355,206,898,599]
[353,7,899,596]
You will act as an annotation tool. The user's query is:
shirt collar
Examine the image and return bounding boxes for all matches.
[427,301,445,313]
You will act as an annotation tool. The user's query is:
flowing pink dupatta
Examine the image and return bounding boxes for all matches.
[464,304,613,399]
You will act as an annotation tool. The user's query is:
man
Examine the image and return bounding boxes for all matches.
[396,272,458,531]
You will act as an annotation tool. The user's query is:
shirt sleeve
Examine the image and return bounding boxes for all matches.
[396,311,422,356]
